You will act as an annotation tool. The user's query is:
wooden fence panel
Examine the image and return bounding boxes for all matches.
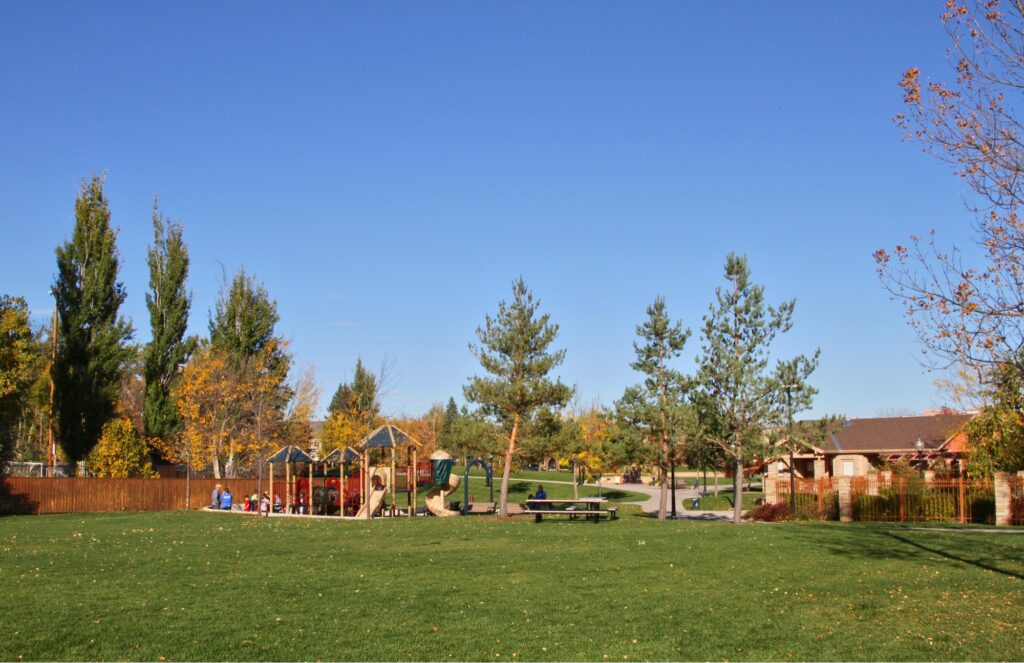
[850,476,995,524]
[772,477,839,519]
[0,477,283,514]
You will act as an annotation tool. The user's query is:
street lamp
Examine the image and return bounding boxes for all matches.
[914,437,925,476]
[783,383,799,512]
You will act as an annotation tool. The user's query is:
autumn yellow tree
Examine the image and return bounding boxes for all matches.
[174,347,245,479]
[89,417,157,478]
[320,409,369,454]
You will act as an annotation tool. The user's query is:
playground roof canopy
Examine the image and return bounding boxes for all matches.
[323,447,361,464]
[357,424,421,450]
[267,445,315,464]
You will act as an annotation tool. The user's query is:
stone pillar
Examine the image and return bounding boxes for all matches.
[764,476,779,505]
[995,472,1011,526]
[838,477,853,523]
[813,458,826,479]
[923,470,936,482]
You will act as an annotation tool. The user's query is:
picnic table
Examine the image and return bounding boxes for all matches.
[521,498,617,522]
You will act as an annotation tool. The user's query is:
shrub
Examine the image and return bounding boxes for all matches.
[748,502,790,522]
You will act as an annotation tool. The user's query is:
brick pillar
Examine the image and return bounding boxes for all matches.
[995,472,1011,526]
[923,470,935,482]
[764,476,778,505]
[813,458,826,479]
[838,477,853,523]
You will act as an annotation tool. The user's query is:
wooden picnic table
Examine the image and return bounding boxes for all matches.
[521,498,617,522]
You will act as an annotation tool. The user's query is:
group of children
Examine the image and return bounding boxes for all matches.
[210,482,309,516]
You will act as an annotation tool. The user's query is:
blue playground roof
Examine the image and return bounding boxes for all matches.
[323,447,360,464]
[267,445,315,464]
[357,424,421,450]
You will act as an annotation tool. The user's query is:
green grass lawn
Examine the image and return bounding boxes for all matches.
[682,490,763,511]
[2,512,1023,661]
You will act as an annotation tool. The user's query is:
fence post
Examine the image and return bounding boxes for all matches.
[838,477,852,522]
[995,472,1010,526]
[958,476,966,524]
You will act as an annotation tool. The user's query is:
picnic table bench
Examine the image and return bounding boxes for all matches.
[518,498,617,522]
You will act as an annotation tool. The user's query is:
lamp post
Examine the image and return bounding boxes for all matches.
[783,383,799,512]
[914,437,925,477]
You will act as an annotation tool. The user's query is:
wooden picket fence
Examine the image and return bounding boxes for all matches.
[850,476,995,524]
[0,477,281,514]
[772,477,840,519]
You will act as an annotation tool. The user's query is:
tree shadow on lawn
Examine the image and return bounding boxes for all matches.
[791,524,1024,581]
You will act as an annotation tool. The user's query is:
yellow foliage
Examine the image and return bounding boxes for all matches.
[90,417,157,478]
[320,410,369,454]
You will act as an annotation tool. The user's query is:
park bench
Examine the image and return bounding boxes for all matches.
[518,499,617,523]
[467,501,496,514]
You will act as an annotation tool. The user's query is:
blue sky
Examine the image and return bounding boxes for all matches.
[0,2,978,418]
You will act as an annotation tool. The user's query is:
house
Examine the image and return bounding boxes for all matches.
[766,412,973,480]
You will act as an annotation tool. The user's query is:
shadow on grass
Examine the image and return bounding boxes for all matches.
[0,481,38,515]
[794,524,1024,581]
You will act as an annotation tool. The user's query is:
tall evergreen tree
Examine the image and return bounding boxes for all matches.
[615,297,693,520]
[143,201,192,444]
[52,175,134,466]
[327,358,380,427]
[464,277,573,518]
[209,269,281,366]
[696,253,800,523]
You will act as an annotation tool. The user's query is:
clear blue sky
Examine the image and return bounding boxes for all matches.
[0,2,975,419]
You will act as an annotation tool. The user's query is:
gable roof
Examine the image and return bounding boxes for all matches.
[820,414,971,453]
[323,447,360,464]
[357,424,421,450]
[267,445,315,463]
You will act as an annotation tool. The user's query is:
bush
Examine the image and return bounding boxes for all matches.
[747,502,790,522]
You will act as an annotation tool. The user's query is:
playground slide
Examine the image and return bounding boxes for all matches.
[424,472,461,517]
[355,487,387,519]
[354,468,389,519]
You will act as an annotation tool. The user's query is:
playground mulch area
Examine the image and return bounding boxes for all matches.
[1,512,1022,661]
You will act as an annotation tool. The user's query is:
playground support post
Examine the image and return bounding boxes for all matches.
[308,463,313,515]
[411,448,417,517]
[268,462,274,514]
[390,446,397,517]
[285,461,291,513]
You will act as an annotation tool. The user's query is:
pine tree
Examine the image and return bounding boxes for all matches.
[464,277,573,518]
[52,175,134,466]
[143,200,192,444]
[615,297,693,520]
[696,253,796,524]
[327,358,379,426]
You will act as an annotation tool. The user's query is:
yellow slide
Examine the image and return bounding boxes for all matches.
[424,472,461,517]
[354,469,389,519]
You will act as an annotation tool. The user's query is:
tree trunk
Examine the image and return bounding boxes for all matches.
[658,439,669,521]
[498,415,519,519]
[572,463,579,500]
[733,454,744,524]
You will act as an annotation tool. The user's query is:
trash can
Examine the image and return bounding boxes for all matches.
[691,497,700,509]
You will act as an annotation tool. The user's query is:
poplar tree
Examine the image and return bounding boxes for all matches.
[52,175,134,466]
[209,269,282,368]
[696,253,795,524]
[143,201,192,444]
[465,277,573,518]
[615,297,693,520]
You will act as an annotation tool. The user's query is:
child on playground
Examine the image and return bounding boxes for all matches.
[219,486,233,510]
[259,492,271,516]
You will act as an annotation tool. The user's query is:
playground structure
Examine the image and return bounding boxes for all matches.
[424,450,461,517]
[261,425,473,519]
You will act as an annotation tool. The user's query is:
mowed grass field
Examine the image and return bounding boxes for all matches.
[1,512,1023,661]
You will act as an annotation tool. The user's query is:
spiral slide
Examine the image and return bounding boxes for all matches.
[424,472,461,516]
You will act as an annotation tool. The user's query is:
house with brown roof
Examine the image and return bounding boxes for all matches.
[766,412,973,480]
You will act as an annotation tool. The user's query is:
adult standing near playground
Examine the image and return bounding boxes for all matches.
[211,483,222,509]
